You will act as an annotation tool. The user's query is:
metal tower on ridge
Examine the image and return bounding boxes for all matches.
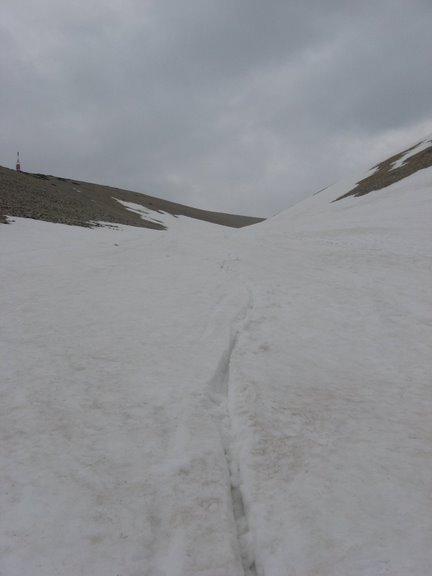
[16,151,21,172]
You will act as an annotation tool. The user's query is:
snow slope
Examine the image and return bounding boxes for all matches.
[1,166,431,575]
[226,168,432,575]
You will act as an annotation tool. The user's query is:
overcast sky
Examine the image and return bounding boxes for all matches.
[1,0,432,216]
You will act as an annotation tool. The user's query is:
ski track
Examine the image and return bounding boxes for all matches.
[206,282,257,576]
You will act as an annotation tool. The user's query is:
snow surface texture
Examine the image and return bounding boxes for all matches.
[1,168,432,575]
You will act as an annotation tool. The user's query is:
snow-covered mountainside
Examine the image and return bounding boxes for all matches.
[1,143,431,575]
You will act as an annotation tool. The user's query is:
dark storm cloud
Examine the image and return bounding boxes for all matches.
[1,0,432,216]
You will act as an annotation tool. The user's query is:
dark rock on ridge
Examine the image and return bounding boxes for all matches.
[0,166,264,230]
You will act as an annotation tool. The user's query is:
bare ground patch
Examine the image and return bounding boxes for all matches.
[334,140,432,202]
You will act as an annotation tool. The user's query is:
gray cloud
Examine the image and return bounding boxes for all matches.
[1,0,432,216]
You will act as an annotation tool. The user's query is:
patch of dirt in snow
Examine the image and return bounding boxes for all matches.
[334,138,432,201]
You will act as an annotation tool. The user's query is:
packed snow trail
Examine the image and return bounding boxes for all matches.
[203,285,257,575]
[1,167,432,575]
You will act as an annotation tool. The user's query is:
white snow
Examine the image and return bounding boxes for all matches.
[390,137,432,169]
[1,166,432,575]
[114,198,170,226]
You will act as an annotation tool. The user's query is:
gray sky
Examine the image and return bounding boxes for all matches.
[2,0,432,216]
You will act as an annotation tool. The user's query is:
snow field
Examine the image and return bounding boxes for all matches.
[225,169,432,575]
[1,167,432,575]
[1,217,250,575]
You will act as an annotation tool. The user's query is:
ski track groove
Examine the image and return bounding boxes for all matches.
[206,285,257,576]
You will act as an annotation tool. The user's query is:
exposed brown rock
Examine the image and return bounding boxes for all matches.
[334,140,432,202]
[0,166,264,230]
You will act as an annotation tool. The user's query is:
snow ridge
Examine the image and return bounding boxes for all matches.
[206,290,257,576]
